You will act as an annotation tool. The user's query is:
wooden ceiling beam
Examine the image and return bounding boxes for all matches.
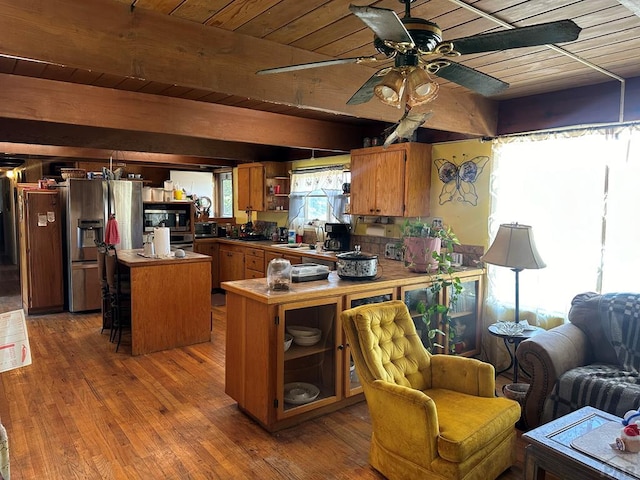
[0,142,239,168]
[0,117,297,165]
[0,74,366,154]
[0,0,497,137]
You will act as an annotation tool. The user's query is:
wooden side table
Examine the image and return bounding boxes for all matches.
[487,324,543,383]
[522,406,637,480]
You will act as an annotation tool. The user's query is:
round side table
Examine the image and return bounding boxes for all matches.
[488,324,544,383]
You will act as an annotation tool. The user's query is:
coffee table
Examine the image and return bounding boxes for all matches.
[522,406,638,480]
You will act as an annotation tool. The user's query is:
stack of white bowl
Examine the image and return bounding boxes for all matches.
[284,334,293,352]
[286,326,322,346]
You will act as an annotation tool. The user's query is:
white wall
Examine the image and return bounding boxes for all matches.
[169,171,213,201]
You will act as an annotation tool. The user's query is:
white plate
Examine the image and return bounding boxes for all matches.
[293,333,321,347]
[286,325,321,337]
[284,382,320,405]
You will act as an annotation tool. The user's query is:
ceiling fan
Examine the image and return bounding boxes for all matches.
[257,1,582,109]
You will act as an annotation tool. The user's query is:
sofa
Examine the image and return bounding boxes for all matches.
[516,292,640,430]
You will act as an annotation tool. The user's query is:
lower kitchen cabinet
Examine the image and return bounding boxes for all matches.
[219,244,244,282]
[277,298,341,420]
[343,287,396,397]
[401,273,483,357]
[225,292,363,432]
[265,251,302,273]
[193,240,219,289]
[244,246,264,278]
[223,265,484,432]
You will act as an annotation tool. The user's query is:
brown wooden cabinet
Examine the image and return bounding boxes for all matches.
[237,163,265,212]
[244,246,265,279]
[350,142,432,217]
[18,189,64,314]
[222,266,483,432]
[401,273,483,356]
[219,244,245,283]
[193,240,219,289]
[265,176,290,212]
[343,287,397,397]
[237,162,291,213]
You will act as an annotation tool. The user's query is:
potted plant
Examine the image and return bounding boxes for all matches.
[401,219,463,353]
[401,219,460,273]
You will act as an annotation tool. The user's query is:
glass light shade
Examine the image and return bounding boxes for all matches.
[374,70,405,108]
[481,223,546,270]
[406,68,439,107]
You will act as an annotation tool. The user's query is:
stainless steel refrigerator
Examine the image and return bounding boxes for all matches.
[61,179,143,312]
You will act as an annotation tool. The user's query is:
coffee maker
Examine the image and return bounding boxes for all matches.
[323,223,351,251]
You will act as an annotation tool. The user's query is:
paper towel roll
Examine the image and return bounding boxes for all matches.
[153,227,171,257]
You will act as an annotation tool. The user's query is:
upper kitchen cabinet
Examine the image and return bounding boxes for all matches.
[237,162,291,213]
[237,163,265,212]
[350,143,431,217]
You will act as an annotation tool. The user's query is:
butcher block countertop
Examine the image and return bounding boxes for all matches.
[221,259,483,304]
[116,249,211,266]
[196,237,339,262]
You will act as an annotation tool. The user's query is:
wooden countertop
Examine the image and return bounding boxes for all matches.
[195,237,340,262]
[116,249,212,267]
[222,259,483,304]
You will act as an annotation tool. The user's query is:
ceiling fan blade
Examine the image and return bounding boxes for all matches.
[346,70,386,105]
[349,4,414,46]
[257,57,373,75]
[432,61,509,96]
[449,20,581,55]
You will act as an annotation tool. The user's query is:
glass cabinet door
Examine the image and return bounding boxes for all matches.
[277,298,341,419]
[343,288,396,396]
[401,274,482,356]
[401,282,444,353]
[447,276,482,357]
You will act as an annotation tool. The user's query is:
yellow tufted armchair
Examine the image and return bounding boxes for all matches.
[342,300,521,480]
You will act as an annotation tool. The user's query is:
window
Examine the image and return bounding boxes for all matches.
[214,171,233,218]
[487,125,640,323]
[288,167,349,228]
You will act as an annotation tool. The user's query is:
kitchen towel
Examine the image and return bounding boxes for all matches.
[105,214,120,245]
[153,227,171,257]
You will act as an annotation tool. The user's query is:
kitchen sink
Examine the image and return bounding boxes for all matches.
[270,243,311,250]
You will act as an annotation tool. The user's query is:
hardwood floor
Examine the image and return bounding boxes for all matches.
[0,269,529,479]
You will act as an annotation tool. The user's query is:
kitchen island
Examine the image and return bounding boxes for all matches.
[222,261,484,431]
[117,249,212,355]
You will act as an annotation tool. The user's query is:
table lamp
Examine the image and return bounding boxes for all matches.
[481,223,546,325]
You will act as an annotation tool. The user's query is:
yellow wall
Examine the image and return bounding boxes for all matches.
[430,139,492,248]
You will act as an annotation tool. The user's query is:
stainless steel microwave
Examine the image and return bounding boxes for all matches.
[143,204,191,232]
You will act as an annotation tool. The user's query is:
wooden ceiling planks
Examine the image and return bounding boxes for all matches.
[2,0,640,164]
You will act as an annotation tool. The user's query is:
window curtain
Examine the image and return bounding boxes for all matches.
[288,167,348,228]
[483,124,640,368]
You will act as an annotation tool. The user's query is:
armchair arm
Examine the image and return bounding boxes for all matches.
[516,323,591,429]
[430,355,496,398]
[365,379,440,469]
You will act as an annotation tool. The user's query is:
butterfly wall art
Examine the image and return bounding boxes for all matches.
[434,155,489,206]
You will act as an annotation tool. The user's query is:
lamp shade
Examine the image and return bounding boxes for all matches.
[374,70,405,108]
[406,67,439,107]
[481,223,546,270]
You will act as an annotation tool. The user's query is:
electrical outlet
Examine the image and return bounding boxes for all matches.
[384,242,403,261]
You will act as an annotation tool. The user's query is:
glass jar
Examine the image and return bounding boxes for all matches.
[267,258,292,291]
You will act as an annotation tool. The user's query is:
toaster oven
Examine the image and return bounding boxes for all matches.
[195,221,218,238]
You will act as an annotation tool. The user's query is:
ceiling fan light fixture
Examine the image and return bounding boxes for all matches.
[374,70,406,108]
[406,67,439,107]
